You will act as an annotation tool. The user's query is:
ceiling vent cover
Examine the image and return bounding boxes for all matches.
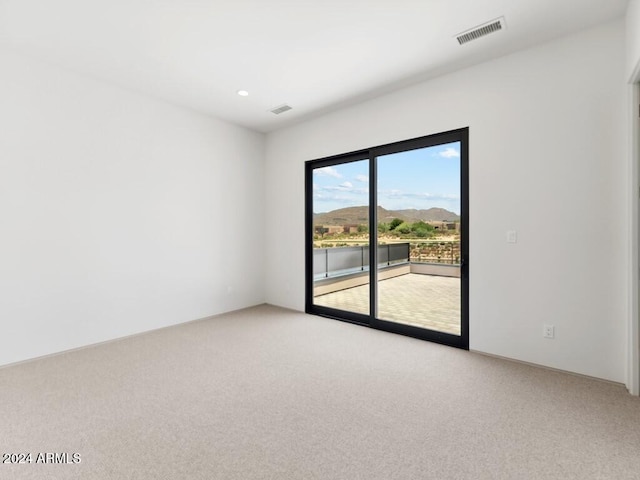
[270,104,292,115]
[456,17,505,45]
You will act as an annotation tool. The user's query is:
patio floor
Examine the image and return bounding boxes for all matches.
[313,273,461,335]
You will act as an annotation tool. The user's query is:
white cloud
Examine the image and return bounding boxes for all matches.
[313,185,369,210]
[355,174,369,183]
[378,189,461,213]
[313,193,360,206]
[382,190,459,201]
[439,147,460,158]
[323,182,359,192]
[313,166,342,178]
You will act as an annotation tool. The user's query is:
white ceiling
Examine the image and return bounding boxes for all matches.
[0,0,629,132]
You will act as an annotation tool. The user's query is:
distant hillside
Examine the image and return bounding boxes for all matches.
[314,206,459,226]
[393,208,459,222]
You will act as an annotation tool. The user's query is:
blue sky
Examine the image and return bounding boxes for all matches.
[312,142,461,214]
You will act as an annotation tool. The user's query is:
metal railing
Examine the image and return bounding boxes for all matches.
[314,243,410,280]
[313,241,461,281]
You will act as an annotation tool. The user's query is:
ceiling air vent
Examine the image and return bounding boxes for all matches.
[270,104,292,115]
[456,17,506,45]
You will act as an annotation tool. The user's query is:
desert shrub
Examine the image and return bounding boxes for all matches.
[414,228,432,238]
[396,222,412,234]
[409,221,431,232]
[389,218,403,230]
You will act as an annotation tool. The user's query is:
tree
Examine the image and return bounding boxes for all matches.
[378,222,389,233]
[410,221,434,235]
[315,226,329,238]
[414,228,432,238]
[389,218,403,230]
[357,224,368,233]
[396,222,412,234]
[410,220,428,231]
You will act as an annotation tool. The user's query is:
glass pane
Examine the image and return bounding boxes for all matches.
[311,160,370,315]
[376,142,461,335]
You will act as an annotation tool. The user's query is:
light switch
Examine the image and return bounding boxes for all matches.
[506,230,517,243]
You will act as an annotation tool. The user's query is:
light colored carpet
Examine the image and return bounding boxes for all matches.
[1,304,639,479]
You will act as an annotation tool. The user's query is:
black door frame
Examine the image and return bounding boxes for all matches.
[305,127,469,349]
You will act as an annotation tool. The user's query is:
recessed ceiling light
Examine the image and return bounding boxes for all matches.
[237,90,249,97]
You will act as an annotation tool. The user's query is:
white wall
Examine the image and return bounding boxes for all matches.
[627,0,640,80]
[265,20,628,383]
[626,0,640,394]
[0,48,265,366]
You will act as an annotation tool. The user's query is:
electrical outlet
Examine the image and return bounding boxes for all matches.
[506,230,517,243]
[543,324,555,339]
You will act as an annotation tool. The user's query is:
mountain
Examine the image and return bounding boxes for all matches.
[313,206,459,225]
[393,208,460,222]
[313,206,378,225]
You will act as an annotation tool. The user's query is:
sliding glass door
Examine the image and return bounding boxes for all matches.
[375,142,462,336]
[308,155,371,323]
[305,129,468,349]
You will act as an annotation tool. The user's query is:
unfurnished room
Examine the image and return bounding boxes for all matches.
[1,1,640,479]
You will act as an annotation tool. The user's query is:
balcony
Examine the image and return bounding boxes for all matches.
[313,242,461,335]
